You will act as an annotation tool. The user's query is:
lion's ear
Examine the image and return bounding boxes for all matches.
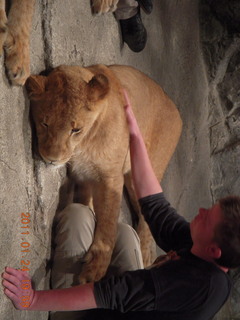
[87,74,109,104]
[25,75,47,100]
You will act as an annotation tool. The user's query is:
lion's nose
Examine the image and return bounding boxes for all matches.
[49,160,57,165]
[40,154,59,164]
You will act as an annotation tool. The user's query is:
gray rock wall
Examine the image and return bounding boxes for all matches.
[0,1,239,319]
[199,1,240,318]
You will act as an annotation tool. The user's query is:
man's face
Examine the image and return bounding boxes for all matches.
[190,204,223,249]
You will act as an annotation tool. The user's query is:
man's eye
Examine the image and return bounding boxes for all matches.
[71,128,81,134]
[41,122,48,128]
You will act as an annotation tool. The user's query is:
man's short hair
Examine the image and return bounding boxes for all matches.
[214,195,240,269]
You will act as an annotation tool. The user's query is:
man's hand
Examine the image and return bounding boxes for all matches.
[122,89,162,199]
[2,266,97,312]
[2,267,35,310]
[123,89,141,137]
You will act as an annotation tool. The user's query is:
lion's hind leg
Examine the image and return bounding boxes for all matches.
[124,173,156,268]
[4,0,35,85]
[91,0,119,14]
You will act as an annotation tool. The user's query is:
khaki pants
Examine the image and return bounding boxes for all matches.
[50,203,143,320]
[115,0,138,20]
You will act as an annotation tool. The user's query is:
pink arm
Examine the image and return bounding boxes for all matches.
[2,267,97,311]
[123,90,162,199]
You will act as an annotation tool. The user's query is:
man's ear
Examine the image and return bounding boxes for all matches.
[25,75,47,100]
[207,244,222,259]
[86,74,109,104]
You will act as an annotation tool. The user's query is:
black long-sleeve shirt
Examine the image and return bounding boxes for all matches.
[94,193,231,320]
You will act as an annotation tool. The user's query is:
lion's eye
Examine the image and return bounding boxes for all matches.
[71,128,81,134]
[41,122,48,128]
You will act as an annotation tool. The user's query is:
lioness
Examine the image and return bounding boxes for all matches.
[0,0,120,85]
[26,64,182,283]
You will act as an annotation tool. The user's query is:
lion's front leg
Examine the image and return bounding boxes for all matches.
[4,0,35,85]
[0,0,7,56]
[91,0,119,14]
[79,177,123,283]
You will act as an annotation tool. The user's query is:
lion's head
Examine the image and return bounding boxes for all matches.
[26,65,112,165]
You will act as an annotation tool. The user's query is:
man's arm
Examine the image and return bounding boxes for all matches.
[123,90,162,199]
[2,267,97,311]
[123,91,192,251]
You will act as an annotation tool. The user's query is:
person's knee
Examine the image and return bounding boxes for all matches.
[56,203,95,231]
[54,203,96,251]
[110,222,144,272]
[117,222,141,248]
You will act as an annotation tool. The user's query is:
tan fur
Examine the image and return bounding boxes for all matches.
[0,0,124,85]
[26,64,182,283]
[0,0,7,57]
[91,0,119,14]
[0,0,35,85]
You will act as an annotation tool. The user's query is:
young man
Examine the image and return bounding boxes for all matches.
[2,90,240,319]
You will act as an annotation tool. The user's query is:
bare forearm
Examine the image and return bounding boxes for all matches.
[3,263,97,312]
[130,131,162,199]
[29,283,97,311]
[123,90,162,199]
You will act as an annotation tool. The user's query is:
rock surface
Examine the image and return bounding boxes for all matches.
[198,1,240,318]
[0,1,239,319]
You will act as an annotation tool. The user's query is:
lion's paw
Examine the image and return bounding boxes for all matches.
[4,30,30,85]
[142,247,155,268]
[0,9,7,56]
[91,0,119,15]
[79,245,112,283]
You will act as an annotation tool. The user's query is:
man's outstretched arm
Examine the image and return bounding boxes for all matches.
[123,90,162,199]
[2,267,97,311]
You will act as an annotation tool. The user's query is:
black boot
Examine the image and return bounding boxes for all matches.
[119,8,147,53]
[137,0,153,15]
